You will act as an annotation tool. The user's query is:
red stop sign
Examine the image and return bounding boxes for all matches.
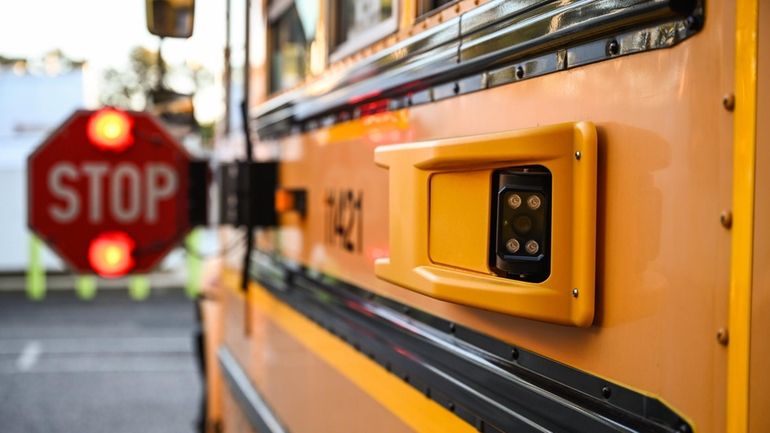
[28,109,191,276]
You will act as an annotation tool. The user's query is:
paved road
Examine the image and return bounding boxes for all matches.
[0,289,202,433]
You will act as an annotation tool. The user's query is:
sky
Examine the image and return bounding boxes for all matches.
[0,0,228,72]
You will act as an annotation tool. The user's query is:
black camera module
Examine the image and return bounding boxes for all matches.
[489,166,551,282]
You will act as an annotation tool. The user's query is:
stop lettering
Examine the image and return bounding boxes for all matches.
[48,161,178,225]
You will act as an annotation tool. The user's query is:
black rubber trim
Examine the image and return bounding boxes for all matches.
[248,251,693,433]
[218,347,290,433]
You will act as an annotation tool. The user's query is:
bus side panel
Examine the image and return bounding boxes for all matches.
[219,274,466,433]
[268,2,736,431]
[222,390,258,433]
[750,1,770,431]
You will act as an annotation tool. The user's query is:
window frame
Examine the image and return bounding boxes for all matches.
[328,0,400,64]
[266,0,312,94]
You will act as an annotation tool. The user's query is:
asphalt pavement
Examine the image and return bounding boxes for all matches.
[0,289,202,433]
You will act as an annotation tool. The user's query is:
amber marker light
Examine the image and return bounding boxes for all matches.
[88,232,136,277]
[87,108,134,151]
[275,189,295,213]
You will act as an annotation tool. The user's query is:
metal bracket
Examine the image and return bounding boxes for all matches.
[217,161,278,228]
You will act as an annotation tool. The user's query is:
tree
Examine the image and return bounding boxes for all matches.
[100,46,160,110]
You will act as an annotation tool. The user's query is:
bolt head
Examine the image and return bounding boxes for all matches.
[507,193,522,209]
[527,195,541,210]
[506,238,520,253]
[723,94,735,111]
[720,211,733,229]
[717,328,729,345]
[525,240,539,255]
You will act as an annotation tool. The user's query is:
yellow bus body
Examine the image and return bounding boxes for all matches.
[199,1,770,432]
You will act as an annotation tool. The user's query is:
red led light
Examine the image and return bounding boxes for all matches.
[88,232,136,277]
[86,108,134,151]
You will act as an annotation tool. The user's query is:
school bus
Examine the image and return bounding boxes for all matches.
[149,0,769,432]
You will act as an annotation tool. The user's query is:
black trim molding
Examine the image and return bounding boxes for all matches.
[247,251,693,433]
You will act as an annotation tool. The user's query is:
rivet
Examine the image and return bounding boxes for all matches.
[723,94,735,111]
[515,66,525,80]
[525,240,539,255]
[476,418,485,432]
[601,386,612,399]
[720,211,733,229]
[575,151,581,160]
[511,347,519,360]
[448,322,456,333]
[572,288,579,298]
[448,402,456,411]
[606,39,620,56]
[453,82,460,94]
[717,328,729,345]
[685,15,697,30]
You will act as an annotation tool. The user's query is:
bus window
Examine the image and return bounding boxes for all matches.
[330,0,397,62]
[417,0,455,18]
[268,2,310,93]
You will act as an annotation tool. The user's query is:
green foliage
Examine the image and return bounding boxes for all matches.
[100,46,160,110]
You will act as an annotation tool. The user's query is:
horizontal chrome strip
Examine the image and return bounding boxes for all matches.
[218,347,289,433]
[247,251,694,433]
[254,0,702,139]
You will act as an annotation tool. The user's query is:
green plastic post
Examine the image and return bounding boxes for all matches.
[129,275,150,300]
[75,275,97,300]
[185,228,202,298]
[26,235,46,300]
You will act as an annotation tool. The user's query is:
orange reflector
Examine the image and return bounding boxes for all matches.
[87,108,134,151]
[275,189,295,213]
[88,232,136,277]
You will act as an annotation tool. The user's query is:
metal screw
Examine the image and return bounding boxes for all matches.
[601,386,612,399]
[525,240,539,255]
[723,94,735,111]
[606,39,620,56]
[476,419,485,432]
[448,322,456,333]
[575,151,582,160]
[572,288,579,298]
[720,211,733,229]
[717,328,729,345]
[515,66,525,80]
[508,193,522,209]
[527,195,541,210]
[506,238,520,253]
[685,15,697,30]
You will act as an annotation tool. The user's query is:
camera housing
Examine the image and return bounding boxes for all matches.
[490,166,552,282]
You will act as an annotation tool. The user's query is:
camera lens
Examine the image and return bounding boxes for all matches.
[513,215,533,234]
